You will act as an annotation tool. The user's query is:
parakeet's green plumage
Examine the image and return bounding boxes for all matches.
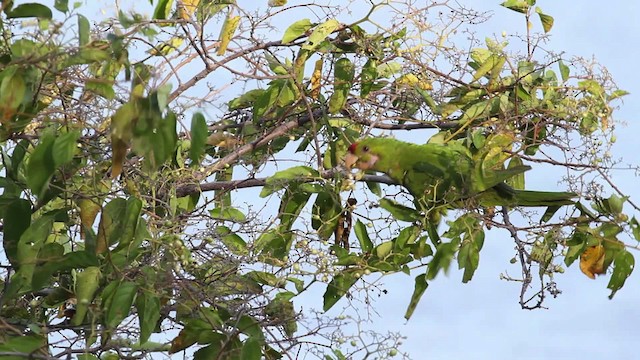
[346,137,575,211]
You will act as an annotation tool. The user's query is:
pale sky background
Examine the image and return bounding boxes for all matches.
[24,1,640,359]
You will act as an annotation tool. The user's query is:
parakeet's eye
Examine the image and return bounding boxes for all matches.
[362,145,369,152]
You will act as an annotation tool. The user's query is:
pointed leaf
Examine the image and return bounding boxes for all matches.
[54,0,69,13]
[152,0,174,20]
[6,3,53,18]
[607,250,634,299]
[52,131,80,166]
[78,14,90,46]
[354,219,373,252]
[27,130,56,199]
[404,274,428,320]
[535,7,554,33]
[558,60,570,82]
[189,112,208,167]
[505,156,525,190]
[323,272,358,311]
[217,15,240,56]
[105,281,138,328]
[282,19,314,44]
[500,0,530,13]
[302,19,340,51]
[209,207,246,222]
[72,266,101,325]
[241,337,262,360]
[136,289,161,344]
[379,198,420,222]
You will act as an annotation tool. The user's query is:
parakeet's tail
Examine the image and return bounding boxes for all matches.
[474,183,576,207]
[511,189,576,206]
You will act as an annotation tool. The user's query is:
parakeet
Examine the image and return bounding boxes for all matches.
[345,137,576,212]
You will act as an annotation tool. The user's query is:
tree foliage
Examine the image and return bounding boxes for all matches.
[0,0,637,358]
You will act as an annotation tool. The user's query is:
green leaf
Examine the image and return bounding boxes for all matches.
[260,166,319,197]
[606,194,626,215]
[311,191,341,240]
[471,129,486,149]
[302,19,340,51]
[220,231,248,256]
[2,198,32,267]
[426,240,459,280]
[136,289,161,344]
[365,181,382,197]
[472,54,505,82]
[630,217,640,241]
[457,230,484,283]
[323,272,358,311]
[607,250,634,299]
[54,0,69,13]
[86,78,115,100]
[404,274,428,320]
[379,198,420,222]
[394,225,419,251]
[152,0,174,19]
[241,337,263,360]
[245,271,283,288]
[0,67,26,117]
[328,58,355,113]
[374,241,393,259]
[114,197,144,254]
[228,89,265,110]
[72,266,101,325]
[52,131,79,166]
[564,231,588,267]
[0,334,46,356]
[376,62,402,78]
[500,0,530,13]
[209,207,246,222]
[505,156,525,190]
[6,3,53,18]
[460,99,490,123]
[360,58,378,97]
[282,19,314,44]
[535,7,554,33]
[189,112,208,167]
[5,215,54,297]
[76,355,99,360]
[354,219,373,252]
[558,60,570,82]
[608,89,630,101]
[78,14,90,46]
[105,281,138,328]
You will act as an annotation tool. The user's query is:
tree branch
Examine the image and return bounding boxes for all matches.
[176,171,397,198]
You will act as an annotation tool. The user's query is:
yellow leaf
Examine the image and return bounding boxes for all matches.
[148,37,184,56]
[110,102,137,179]
[217,15,240,56]
[178,0,200,20]
[78,198,101,238]
[310,59,323,99]
[206,132,242,148]
[396,74,432,90]
[580,245,606,279]
[268,0,287,6]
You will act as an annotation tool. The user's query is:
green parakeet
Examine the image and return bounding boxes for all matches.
[345,137,576,212]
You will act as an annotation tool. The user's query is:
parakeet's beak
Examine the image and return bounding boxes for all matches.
[344,145,379,170]
[344,152,359,169]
